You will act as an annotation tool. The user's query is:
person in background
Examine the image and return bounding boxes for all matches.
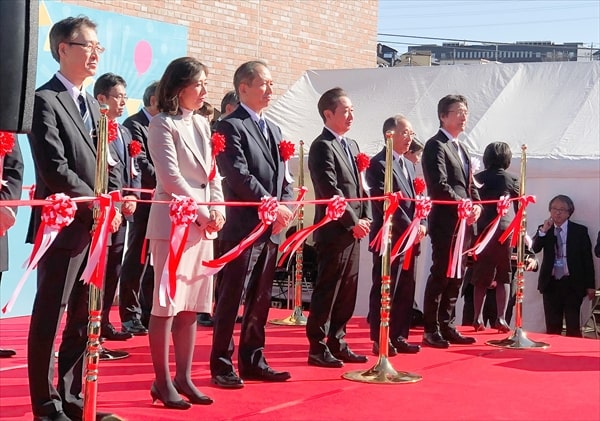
[306,87,371,368]
[211,60,293,388]
[595,231,600,258]
[420,94,481,349]
[196,101,216,124]
[404,136,424,167]
[366,115,426,356]
[94,72,141,345]
[146,57,225,409]
[26,16,122,421]
[0,134,23,358]
[121,81,159,330]
[469,141,519,333]
[532,194,595,337]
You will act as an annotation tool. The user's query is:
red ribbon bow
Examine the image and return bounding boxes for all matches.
[209,132,226,182]
[447,199,473,279]
[390,196,432,269]
[499,195,536,248]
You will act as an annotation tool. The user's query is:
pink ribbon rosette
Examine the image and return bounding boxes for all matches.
[128,139,143,179]
[202,196,279,276]
[499,195,536,248]
[157,195,199,307]
[278,195,347,267]
[463,195,510,259]
[81,191,118,289]
[391,196,432,270]
[355,152,371,193]
[209,132,226,182]
[0,131,15,190]
[2,193,77,313]
[279,139,295,184]
[369,192,403,255]
[446,198,473,279]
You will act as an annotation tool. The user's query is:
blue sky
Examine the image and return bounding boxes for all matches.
[378,0,600,53]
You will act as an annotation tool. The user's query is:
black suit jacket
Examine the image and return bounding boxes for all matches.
[532,220,595,297]
[308,128,371,245]
[27,75,122,249]
[0,138,24,271]
[215,105,293,244]
[422,129,480,240]
[123,110,155,200]
[474,168,519,231]
[366,147,426,253]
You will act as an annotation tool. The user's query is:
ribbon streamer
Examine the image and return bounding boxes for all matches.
[463,195,510,258]
[202,196,278,276]
[2,194,77,313]
[277,195,347,267]
[369,192,403,255]
[391,197,432,270]
[446,198,473,279]
[499,195,536,248]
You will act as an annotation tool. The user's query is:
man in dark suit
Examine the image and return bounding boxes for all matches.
[121,81,158,330]
[26,16,122,421]
[366,115,426,356]
[94,73,142,343]
[211,60,293,388]
[306,87,371,368]
[421,94,481,349]
[532,194,595,337]
[0,135,23,358]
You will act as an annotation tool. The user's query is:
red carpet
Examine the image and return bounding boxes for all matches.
[1,308,599,421]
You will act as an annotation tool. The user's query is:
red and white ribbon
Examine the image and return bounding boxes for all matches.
[391,196,432,269]
[277,195,346,267]
[499,195,536,248]
[80,191,118,289]
[158,194,199,307]
[369,192,403,255]
[2,193,77,313]
[202,196,278,276]
[446,198,473,279]
[463,195,510,259]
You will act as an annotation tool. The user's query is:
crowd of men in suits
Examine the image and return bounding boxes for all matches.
[0,14,597,421]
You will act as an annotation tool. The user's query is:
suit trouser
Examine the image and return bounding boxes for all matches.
[542,276,582,337]
[101,224,126,325]
[28,243,90,417]
[120,203,154,323]
[306,239,359,355]
[210,240,277,376]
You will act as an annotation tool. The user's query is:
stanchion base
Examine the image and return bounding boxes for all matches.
[342,356,422,384]
[269,307,307,326]
[486,327,550,349]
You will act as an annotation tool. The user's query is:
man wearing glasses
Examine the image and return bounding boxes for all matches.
[532,195,595,337]
[421,94,481,349]
[26,16,121,421]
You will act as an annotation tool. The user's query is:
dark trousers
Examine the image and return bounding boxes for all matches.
[28,243,90,417]
[101,224,126,325]
[542,276,582,337]
[119,203,154,324]
[423,236,462,334]
[368,252,416,342]
[210,240,278,376]
[306,239,360,355]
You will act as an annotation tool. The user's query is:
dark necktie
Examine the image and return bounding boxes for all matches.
[452,140,468,175]
[78,94,93,134]
[258,118,268,140]
[398,156,408,179]
[340,137,354,168]
[553,226,566,279]
[114,126,125,161]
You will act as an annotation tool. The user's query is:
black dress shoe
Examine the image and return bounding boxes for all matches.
[121,319,148,336]
[150,383,191,410]
[372,341,397,356]
[332,349,368,363]
[307,351,344,368]
[173,378,213,405]
[0,348,16,358]
[99,346,130,361]
[196,313,214,327]
[240,367,291,382]
[422,332,450,349]
[392,338,421,354]
[33,411,71,421]
[211,372,244,389]
[101,323,133,341]
[441,329,476,345]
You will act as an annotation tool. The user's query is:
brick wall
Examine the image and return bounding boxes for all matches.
[64,0,378,105]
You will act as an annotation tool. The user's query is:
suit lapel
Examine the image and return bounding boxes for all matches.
[243,117,276,171]
[173,117,209,175]
[394,156,413,197]
[56,90,96,154]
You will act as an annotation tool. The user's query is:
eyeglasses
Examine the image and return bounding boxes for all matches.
[67,41,105,54]
[109,94,128,101]
[550,207,569,213]
[448,109,469,117]
[403,130,416,138]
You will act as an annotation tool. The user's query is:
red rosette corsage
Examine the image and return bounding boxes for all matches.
[108,120,118,143]
[413,177,426,196]
[209,132,226,181]
[279,140,295,184]
[355,152,371,193]
[0,131,15,156]
[128,140,143,158]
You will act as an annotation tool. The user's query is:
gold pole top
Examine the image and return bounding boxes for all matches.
[99,104,109,115]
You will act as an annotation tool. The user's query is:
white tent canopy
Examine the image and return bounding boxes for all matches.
[267,61,600,333]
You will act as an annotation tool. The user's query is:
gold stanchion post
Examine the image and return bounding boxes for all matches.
[487,144,549,349]
[343,131,422,384]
